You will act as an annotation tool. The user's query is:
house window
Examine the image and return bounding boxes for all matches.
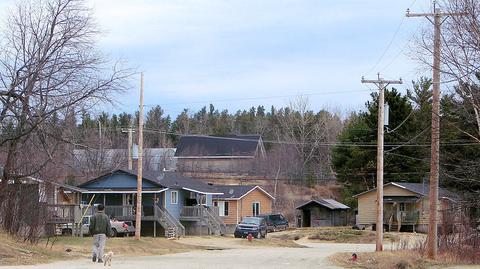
[216,201,229,217]
[224,201,229,216]
[171,191,178,205]
[399,203,406,212]
[252,202,260,216]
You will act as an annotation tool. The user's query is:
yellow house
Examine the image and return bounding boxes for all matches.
[354,182,459,233]
[212,185,274,229]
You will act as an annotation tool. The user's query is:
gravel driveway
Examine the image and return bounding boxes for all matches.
[1,242,375,269]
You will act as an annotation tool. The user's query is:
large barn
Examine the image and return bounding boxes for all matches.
[174,135,266,179]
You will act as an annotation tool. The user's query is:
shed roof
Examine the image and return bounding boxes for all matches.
[296,198,350,210]
[213,185,274,200]
[174,135,262,158]
[352,182,459,200]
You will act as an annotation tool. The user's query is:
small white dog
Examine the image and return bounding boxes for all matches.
[103,251,114,266]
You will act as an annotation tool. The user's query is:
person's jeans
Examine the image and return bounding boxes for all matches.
[92,234,107,259]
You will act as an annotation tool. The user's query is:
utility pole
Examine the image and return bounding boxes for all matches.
[121,127,135,170]
[135,72,144,240]
[406,2,466,259]
[361,73,402,252]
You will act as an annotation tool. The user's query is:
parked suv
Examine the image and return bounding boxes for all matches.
[258,213,289,232]
[234,217,267,239]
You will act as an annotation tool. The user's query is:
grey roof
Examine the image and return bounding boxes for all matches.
[353,182,460,200]
[213,185,274,200]
[296,198,350,210]
[73,148,177,172]
[391,182,459,200]
[213,185,257,199]
[81,169,222,194]
[175,135,262,157]
[142,170,221,194]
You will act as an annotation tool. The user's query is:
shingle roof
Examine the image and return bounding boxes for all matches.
[213,185,274,200]
[174,135,261,157]
[296,198,350,210]
[353,182,460,200]
[391,182,459,200]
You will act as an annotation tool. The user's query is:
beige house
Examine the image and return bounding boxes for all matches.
[354,182,459,233]
[212,185,274,229]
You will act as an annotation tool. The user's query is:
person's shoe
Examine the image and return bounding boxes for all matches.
[97,259,103,263]
[92,254,97,262]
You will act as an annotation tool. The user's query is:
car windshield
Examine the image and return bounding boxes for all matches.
[270,215,282,221]
[241,217,261,225]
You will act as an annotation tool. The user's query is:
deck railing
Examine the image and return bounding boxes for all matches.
[384,210,420,223]
[46,204,76,223]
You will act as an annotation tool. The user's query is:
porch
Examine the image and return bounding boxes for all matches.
[383,196,420,231]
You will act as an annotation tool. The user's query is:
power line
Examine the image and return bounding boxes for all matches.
[144,89,372,107]
[365,0,418,75]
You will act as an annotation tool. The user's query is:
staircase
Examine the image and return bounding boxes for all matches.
[204,207,226,236]
[154,205,185,238]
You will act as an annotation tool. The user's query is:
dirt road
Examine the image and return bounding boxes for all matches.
[1,241,374,269]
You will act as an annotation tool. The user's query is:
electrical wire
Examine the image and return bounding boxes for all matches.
[143,89,372,107]
[365,0,418,75]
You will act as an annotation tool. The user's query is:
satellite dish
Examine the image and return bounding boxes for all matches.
[229,189,234,195]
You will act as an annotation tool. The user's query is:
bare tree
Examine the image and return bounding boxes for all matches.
[278,97,343,185]
[415,0,480,140]
[0,0,131,238]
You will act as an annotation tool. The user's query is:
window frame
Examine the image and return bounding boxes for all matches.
[170,190,178,205]
[252,202,260,216]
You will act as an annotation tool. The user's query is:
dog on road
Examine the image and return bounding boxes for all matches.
[103,251,113,266]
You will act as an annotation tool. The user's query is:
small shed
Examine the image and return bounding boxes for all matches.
[296,199,350,227]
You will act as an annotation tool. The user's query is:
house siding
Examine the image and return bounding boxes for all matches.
[357,185,447,226]
[357,185,418,225]
[164,188,186,219]
[216,200,238,225]
[238,189,273,219]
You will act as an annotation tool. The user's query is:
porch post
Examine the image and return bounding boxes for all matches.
[153,221,156,237]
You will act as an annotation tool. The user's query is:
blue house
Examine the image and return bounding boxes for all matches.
[77,169,225,237]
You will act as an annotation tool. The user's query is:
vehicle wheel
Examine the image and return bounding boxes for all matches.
[234,234,241,238]
[111,228,117,237]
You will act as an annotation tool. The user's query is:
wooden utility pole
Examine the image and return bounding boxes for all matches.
[406,3,466,259]
[361,73,402,251]
[135,72,144,240]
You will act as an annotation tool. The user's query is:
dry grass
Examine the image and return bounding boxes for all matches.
[330,250,433,269]
[270,227,399,244]
[0,233,204,266]
[237,237,306,248]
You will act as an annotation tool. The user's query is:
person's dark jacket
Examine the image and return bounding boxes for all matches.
[89,211,112,236]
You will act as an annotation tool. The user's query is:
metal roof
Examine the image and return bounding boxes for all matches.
[296,198,350,210]
[79,169,222,195]
[175,135,262,158]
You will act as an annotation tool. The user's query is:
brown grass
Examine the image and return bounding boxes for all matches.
[237,237,306,248]
[270,227,400,244]
[0,233,204,266]
[330,250,433,269]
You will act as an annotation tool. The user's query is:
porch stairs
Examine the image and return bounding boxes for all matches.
[204,207,226,236]
[154,205,185,238]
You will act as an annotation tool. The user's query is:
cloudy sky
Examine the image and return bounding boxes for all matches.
[0,0,435,117]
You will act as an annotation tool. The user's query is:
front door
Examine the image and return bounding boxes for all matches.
[123,194,134,217]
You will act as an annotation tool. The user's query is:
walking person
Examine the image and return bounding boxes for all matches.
[89,204,112,263]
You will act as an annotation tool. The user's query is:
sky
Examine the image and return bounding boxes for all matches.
[0,0,436,118]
